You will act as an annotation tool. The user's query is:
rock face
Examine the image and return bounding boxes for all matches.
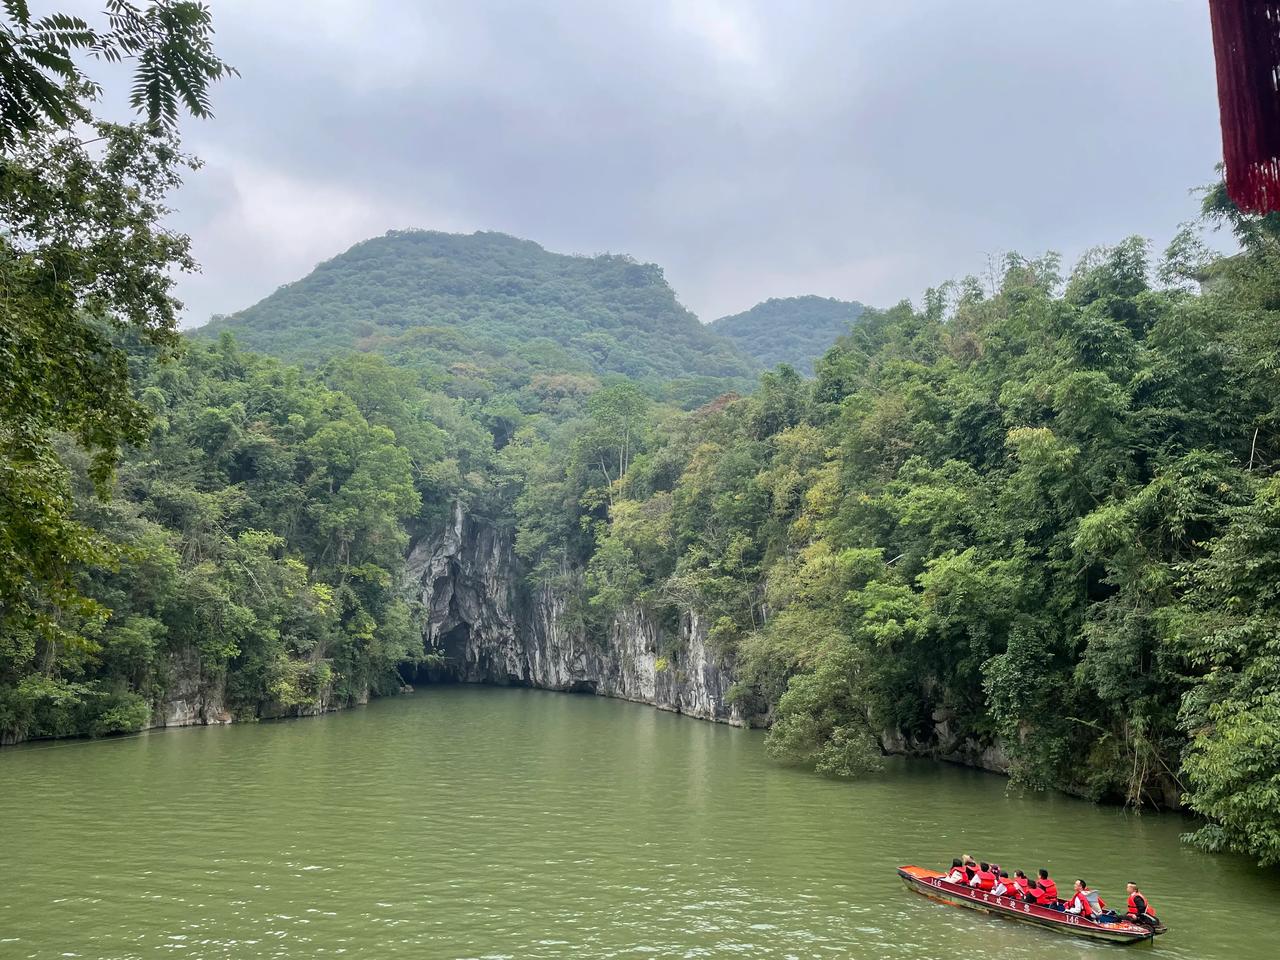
[880,718,1010,775]
[155,647,230,729]
[153,649,366,733]
[405,505,743,725]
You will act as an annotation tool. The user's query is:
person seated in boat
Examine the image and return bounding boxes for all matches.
[1032,869,1059,907]
[992,870,1012,896]
[945,859,966,882]
[1080,880,1121,921]
[1124,882,1158,927]
[1011,869,1031,899]
[961,854,977,883]
[968,862,996,890]
[1064,879,1095,918]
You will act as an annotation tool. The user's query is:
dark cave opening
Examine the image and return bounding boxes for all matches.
[412,622,471,684]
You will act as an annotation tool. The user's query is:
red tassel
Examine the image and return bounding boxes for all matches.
[1208,1,1280,213]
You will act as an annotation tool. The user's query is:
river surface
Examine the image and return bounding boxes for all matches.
[3,687,1279,960]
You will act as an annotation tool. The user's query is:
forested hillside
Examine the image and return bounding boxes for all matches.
[520,196,1280,866]
[6,141,1280,866]
[0,338,495,740]
[711,296,866,374]
[197,230,759,398]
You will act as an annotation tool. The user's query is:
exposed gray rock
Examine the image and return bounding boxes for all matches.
[880,712,1010,773]
[5,504,1010,776]
[406,504,743,725]
[154,649,363,729]
[154,646,230,729]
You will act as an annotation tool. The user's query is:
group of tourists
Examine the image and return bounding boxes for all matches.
[944,855,1160,927]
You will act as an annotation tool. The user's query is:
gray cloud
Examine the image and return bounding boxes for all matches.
[153,0,1222,328]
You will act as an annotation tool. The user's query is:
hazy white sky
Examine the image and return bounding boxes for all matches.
[88,1,1227,326]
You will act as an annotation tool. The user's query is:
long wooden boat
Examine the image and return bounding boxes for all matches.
[898,865,1166,944]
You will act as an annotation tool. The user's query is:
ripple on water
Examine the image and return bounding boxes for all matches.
[3,686,1280,960]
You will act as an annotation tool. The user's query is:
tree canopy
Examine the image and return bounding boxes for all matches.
[710,295,866,375]
[518,213,1280,866]
[0,1,233,668]
[0,1,234,148]
[197,229,761,389]
[3,7,1280,870]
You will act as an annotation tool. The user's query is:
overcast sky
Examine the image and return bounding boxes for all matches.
[127,1,1224,327]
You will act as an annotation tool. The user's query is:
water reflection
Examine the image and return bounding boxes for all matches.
[3,686,1278,959]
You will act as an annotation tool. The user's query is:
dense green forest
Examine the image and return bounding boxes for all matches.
[4,1,1280,875]
[198,230,759,401]
[8,202,1280,868]
[9,183,1280,869]
[711,295,866,374]
[510,198,1280,866]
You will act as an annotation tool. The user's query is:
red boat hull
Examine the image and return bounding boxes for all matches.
[898,866,1163,944]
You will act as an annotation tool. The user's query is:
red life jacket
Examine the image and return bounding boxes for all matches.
[974,869,996,890]
[1038,877,1058,900]
[1127,892,1156,918]
[1069,892,1094,918]
[1013,877,1030,896]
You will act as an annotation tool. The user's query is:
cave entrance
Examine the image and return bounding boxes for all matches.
[407,621,532,688]
[414,622,471,684]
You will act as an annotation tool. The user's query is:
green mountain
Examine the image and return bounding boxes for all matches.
[710,295,866,374]
[196,230,758,390]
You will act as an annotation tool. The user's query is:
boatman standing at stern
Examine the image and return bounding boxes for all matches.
[1125,882,1158,927]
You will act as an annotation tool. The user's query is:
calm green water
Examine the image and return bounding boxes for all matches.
[3,688,1279,960]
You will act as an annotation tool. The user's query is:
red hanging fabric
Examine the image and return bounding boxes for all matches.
[1207,1,1280,213]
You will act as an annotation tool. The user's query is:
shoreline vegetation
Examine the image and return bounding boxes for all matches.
[5,201,1280,869]
[3,4,1280,871]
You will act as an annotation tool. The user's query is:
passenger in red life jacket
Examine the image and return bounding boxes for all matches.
[961,854,977,884]
[1011,870,1031,899]
[1033,869,1059,906]
[968,862,996,890]
[1064,879,1095,918]
[945,859,966,882]
[992,870,1012,896]
[1125,882,1158,927]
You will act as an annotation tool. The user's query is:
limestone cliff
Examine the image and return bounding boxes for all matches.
[152,645,363,733]
[404,505,742,725]
[154,646,230,730]
[145,507,1012,781]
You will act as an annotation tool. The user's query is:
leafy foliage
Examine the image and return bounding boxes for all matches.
[1172,476,1280,865]
[711,296,865,375]
[524,210,1280,865]
[0,119,198,652]
[197,230,760,390]
[0,337,487,741]
[0,0,233,730]
[0,1,235,148]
